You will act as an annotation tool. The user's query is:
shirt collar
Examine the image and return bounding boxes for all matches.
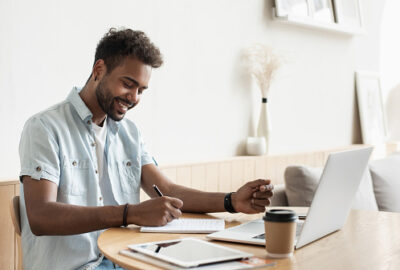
[67,87,120,134]
[67,87,93,122]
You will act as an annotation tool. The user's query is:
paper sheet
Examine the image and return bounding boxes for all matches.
[140,218,225,233]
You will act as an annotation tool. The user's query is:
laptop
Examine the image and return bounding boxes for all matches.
[207,147,373,249]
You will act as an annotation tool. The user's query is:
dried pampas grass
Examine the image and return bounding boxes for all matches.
[244,44,282,98]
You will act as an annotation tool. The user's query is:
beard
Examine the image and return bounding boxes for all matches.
[95,77,135,121]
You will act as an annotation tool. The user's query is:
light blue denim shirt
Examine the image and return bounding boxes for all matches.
[19,87,154,270]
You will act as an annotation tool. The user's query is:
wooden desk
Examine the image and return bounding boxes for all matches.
[98,209,400,270]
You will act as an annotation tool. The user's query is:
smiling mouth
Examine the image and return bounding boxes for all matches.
[115,98,133,114]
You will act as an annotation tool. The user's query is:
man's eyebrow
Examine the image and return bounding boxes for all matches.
[122,76,148,89]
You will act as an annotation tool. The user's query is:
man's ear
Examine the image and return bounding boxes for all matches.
[92,59,107,82]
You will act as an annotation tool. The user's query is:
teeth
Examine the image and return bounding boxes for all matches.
[118,101,128,110]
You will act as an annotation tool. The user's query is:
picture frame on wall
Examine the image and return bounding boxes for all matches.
[309,0,335,23]
[274,0,310,18]
[333,0,362,28]
[356,71,387,145]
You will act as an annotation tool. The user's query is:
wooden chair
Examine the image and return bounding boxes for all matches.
[9,196,23,270]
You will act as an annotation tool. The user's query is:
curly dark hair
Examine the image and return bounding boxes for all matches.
[94,28,163,73]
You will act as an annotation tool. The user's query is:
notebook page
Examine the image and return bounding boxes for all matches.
[140,218,225,233]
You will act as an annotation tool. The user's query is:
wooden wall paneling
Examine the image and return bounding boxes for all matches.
[160,167,177,183]
[300,152,311,166]
[285,153,303,167]
[261,156,270,180]
[0,184,15,270]
[205,163,218,192]
[218,162,232,193]
[276,155,290,185]
[303,152,314,166]
[296,153,309,165]
[176,166,192,187]
[314,151,326,167]
[14,184,22,270]
[231,160,245,191]
[254,157,266,179]
[191,165,206,191]
[322,150,332,166]
[139,190,150,202]
[313,151,324,166]
[264,156,277,184]
[243,159,256,184]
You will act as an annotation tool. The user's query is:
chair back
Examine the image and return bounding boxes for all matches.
[10,196,21,236]
[9,195,22,270]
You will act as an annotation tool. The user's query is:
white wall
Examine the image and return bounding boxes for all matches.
[0,0,386,179]
[380,0,400,97]
[380,0,400,140]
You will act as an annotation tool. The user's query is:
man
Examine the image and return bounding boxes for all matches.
[19,28,274,270]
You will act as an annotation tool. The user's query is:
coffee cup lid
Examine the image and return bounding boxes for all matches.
[263,209,297,222]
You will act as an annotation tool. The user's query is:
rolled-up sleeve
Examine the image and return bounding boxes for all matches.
[19,117,60,185]
[138,130,155,166]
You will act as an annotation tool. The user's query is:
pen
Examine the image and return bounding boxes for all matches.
[153,184,164,197]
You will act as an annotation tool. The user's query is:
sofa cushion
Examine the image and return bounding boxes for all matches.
[369,154,400,212]
[269,184,288,206]
[284,165,378,210]
[284,166,322,207]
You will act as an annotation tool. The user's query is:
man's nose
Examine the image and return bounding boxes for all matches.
[126,88,139,104]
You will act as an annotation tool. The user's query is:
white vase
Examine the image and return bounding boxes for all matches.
[257,98,270,154]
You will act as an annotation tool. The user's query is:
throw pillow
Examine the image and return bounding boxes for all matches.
[284,165,378,210]
[369,155,400,212]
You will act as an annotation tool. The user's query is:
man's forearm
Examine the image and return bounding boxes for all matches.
[166,184,226,213]
[27,202,125,236]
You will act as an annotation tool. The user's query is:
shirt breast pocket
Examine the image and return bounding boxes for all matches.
[60,158,91,196]
[117,158,141,194]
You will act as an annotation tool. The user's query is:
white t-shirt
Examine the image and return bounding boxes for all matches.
[92,118,117,205]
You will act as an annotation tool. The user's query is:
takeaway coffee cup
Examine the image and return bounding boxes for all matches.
[263,209,297,258]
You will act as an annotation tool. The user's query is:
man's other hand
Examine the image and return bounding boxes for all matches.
[232,179,274,214]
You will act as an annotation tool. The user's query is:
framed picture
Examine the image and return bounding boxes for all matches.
[309,0,335,23]
[333,0,362,27]
[275,0,311,18]
[356,71,387,145]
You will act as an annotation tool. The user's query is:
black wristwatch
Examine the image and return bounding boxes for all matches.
[224,192,237,213]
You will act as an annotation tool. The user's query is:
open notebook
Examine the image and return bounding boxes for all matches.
[140,218,225,233]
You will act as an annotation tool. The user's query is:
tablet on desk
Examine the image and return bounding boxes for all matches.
[128,238,253,268]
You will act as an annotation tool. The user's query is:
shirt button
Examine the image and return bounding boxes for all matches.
[95,169,98,174]
[91,142,96,147]
[99,197,102,201]
[72,161,77,166]
[36,166,41,172]
[87,120,91,125]
[126,161,131,167]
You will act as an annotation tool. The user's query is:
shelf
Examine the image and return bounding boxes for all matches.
[272,9,364,36]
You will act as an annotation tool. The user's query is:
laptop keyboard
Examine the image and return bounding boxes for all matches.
[252,221,304,240]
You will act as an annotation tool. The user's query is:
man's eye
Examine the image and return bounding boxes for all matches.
[123,82,133,88]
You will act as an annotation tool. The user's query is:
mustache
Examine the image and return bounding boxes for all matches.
[115,97,135,109]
